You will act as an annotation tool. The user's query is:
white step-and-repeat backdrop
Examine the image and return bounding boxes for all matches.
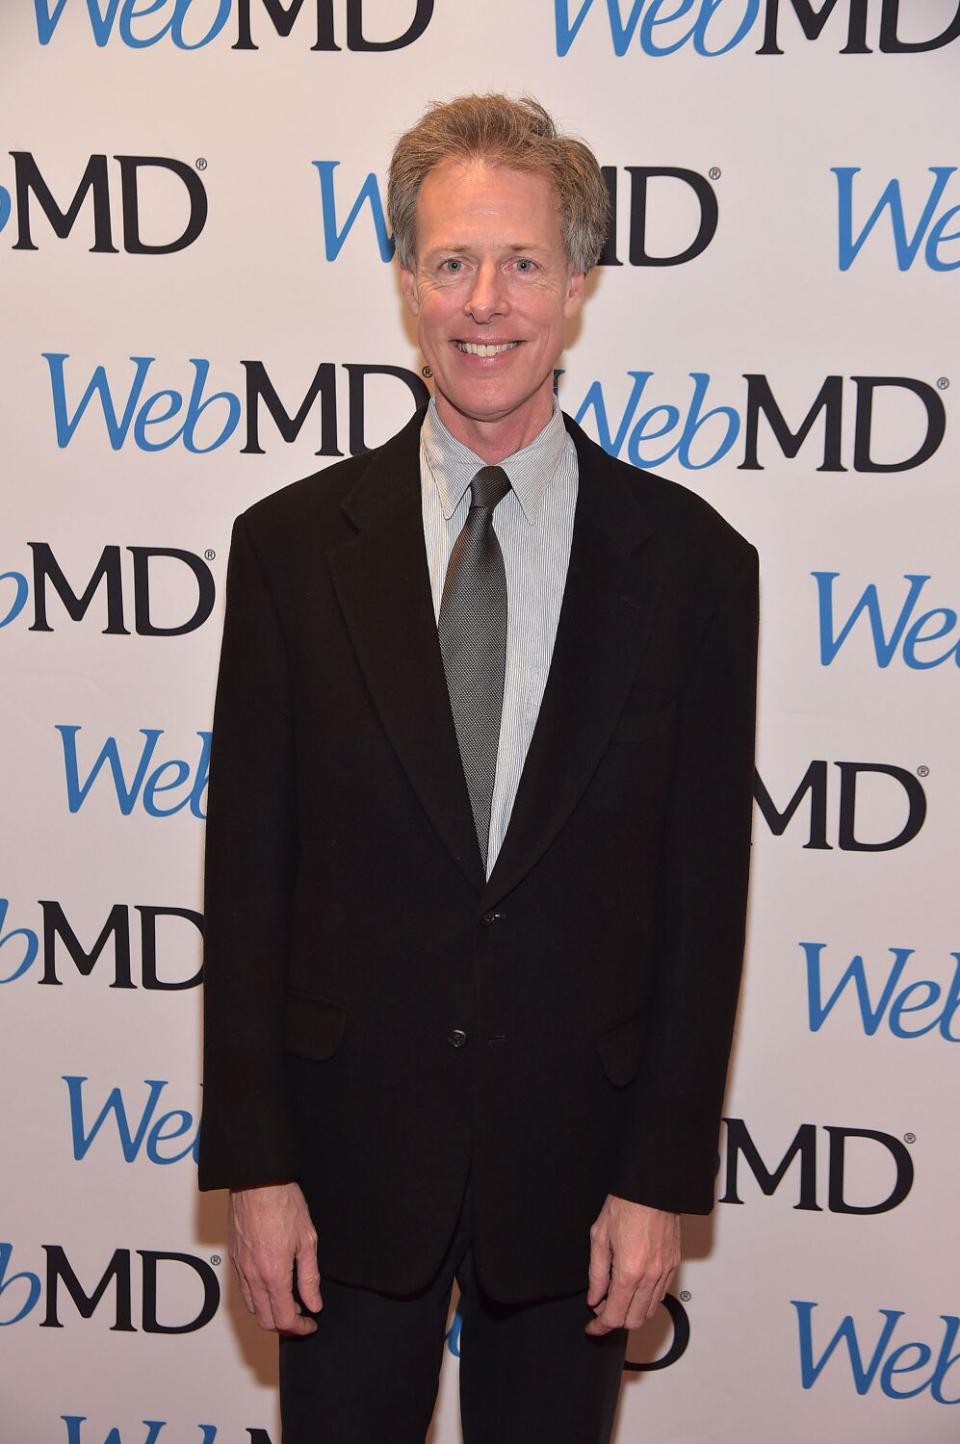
[2,2,958,1441]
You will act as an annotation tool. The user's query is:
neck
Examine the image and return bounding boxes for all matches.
[434,385,555,463]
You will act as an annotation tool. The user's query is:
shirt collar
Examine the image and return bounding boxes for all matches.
[421,395,567,525]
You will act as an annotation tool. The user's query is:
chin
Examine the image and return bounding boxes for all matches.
[442,383,535,422]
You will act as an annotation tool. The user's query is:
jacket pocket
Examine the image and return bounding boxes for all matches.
[596,1010,648,1087]
[282,988,348,1061]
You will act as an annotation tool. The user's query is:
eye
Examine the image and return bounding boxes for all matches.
[513,257,537,273]
[440,258,464,273]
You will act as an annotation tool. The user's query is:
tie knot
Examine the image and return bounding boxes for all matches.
[469,465,511,512]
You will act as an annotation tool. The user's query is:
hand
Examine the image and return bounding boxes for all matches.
[585,1194,680,1335]
[229,1180,323,1334]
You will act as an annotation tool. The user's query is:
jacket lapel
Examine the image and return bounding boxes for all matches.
[481,415,661,910]
[327,406,663,908]
[328,408,486,894]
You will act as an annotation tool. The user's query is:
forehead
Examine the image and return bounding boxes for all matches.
[415,157,563,246]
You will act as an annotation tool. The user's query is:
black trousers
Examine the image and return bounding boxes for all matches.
[279,1175,627,1443]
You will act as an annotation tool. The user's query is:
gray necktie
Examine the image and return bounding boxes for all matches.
[438,465,512,869]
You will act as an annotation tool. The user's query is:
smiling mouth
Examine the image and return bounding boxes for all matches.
[455,341,521,356]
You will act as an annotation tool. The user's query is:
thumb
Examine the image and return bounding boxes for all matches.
[586,1228,611,1309]
[296,1236,323,1314]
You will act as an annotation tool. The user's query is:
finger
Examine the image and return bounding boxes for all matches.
[296,1238,324,1314]
[626,1275,658,1323]
[267,1276,320,1340]
[585,1276,634,1335]
[232,1259,257,1316]
[644,1282,668,1323]
[586,1230,612,1309]
[269,1281,318,1336]
[639,1268,676,1324]
[246,1278,278,1332]
[626,1284,664,1330]
[236,1274,256,1316]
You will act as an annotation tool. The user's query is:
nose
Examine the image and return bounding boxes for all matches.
[464,260,508,324]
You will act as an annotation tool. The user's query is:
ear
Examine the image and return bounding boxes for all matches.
[399,264,420,317]
[563,267,586,319]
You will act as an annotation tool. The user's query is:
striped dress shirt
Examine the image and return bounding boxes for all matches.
[420,396,579,876]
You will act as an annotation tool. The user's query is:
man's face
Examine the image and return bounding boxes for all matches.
[400,158,585,443]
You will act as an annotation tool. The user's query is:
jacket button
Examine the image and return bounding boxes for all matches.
[447,1027,468,1048]
[481,910,504,926]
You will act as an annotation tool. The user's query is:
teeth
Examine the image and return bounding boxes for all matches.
[457,342,519,357]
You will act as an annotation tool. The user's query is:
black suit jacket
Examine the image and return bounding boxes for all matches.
[197,406,760,1302]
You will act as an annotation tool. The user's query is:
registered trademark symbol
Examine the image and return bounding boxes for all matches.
[708,167,721,181]
[917,765,929,777]
[210,1254,222,1266]
[679,1290,691,1302]
[936,377,949,389]
[421,365,433,378]
[903,1133,916,1145]
[196,158,207,171]
[204,548,216,561]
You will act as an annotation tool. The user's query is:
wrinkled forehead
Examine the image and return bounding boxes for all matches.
[413,157,564,250]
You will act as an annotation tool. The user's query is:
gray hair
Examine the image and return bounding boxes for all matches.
[387,93,609,273]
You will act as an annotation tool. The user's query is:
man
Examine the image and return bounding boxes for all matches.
[198,94,759,1444]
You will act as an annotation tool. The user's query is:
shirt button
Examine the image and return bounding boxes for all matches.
[447,1028,468,1048]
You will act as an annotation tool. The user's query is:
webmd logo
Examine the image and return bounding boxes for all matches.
[793,1303,960,1402]
[799,944,960,1041]
[1,544,215,635]
[555,0,960,57]
[61,1423,272,1444]
[0,154,206,253]
[836,167,960,272]
[814,573,960,669]
[33,0,433,50]
[0,896,203,989]
[0,1243,219,1331]
[41,354,428,455]
[63,1077,199,1165]
[573,373,946,473]
[55,726,210,817]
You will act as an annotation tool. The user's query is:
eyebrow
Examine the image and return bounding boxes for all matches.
[424,242,549,257]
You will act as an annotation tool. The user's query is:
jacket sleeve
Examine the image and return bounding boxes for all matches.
[610,542,760,1214]
[197,511,300,1192]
